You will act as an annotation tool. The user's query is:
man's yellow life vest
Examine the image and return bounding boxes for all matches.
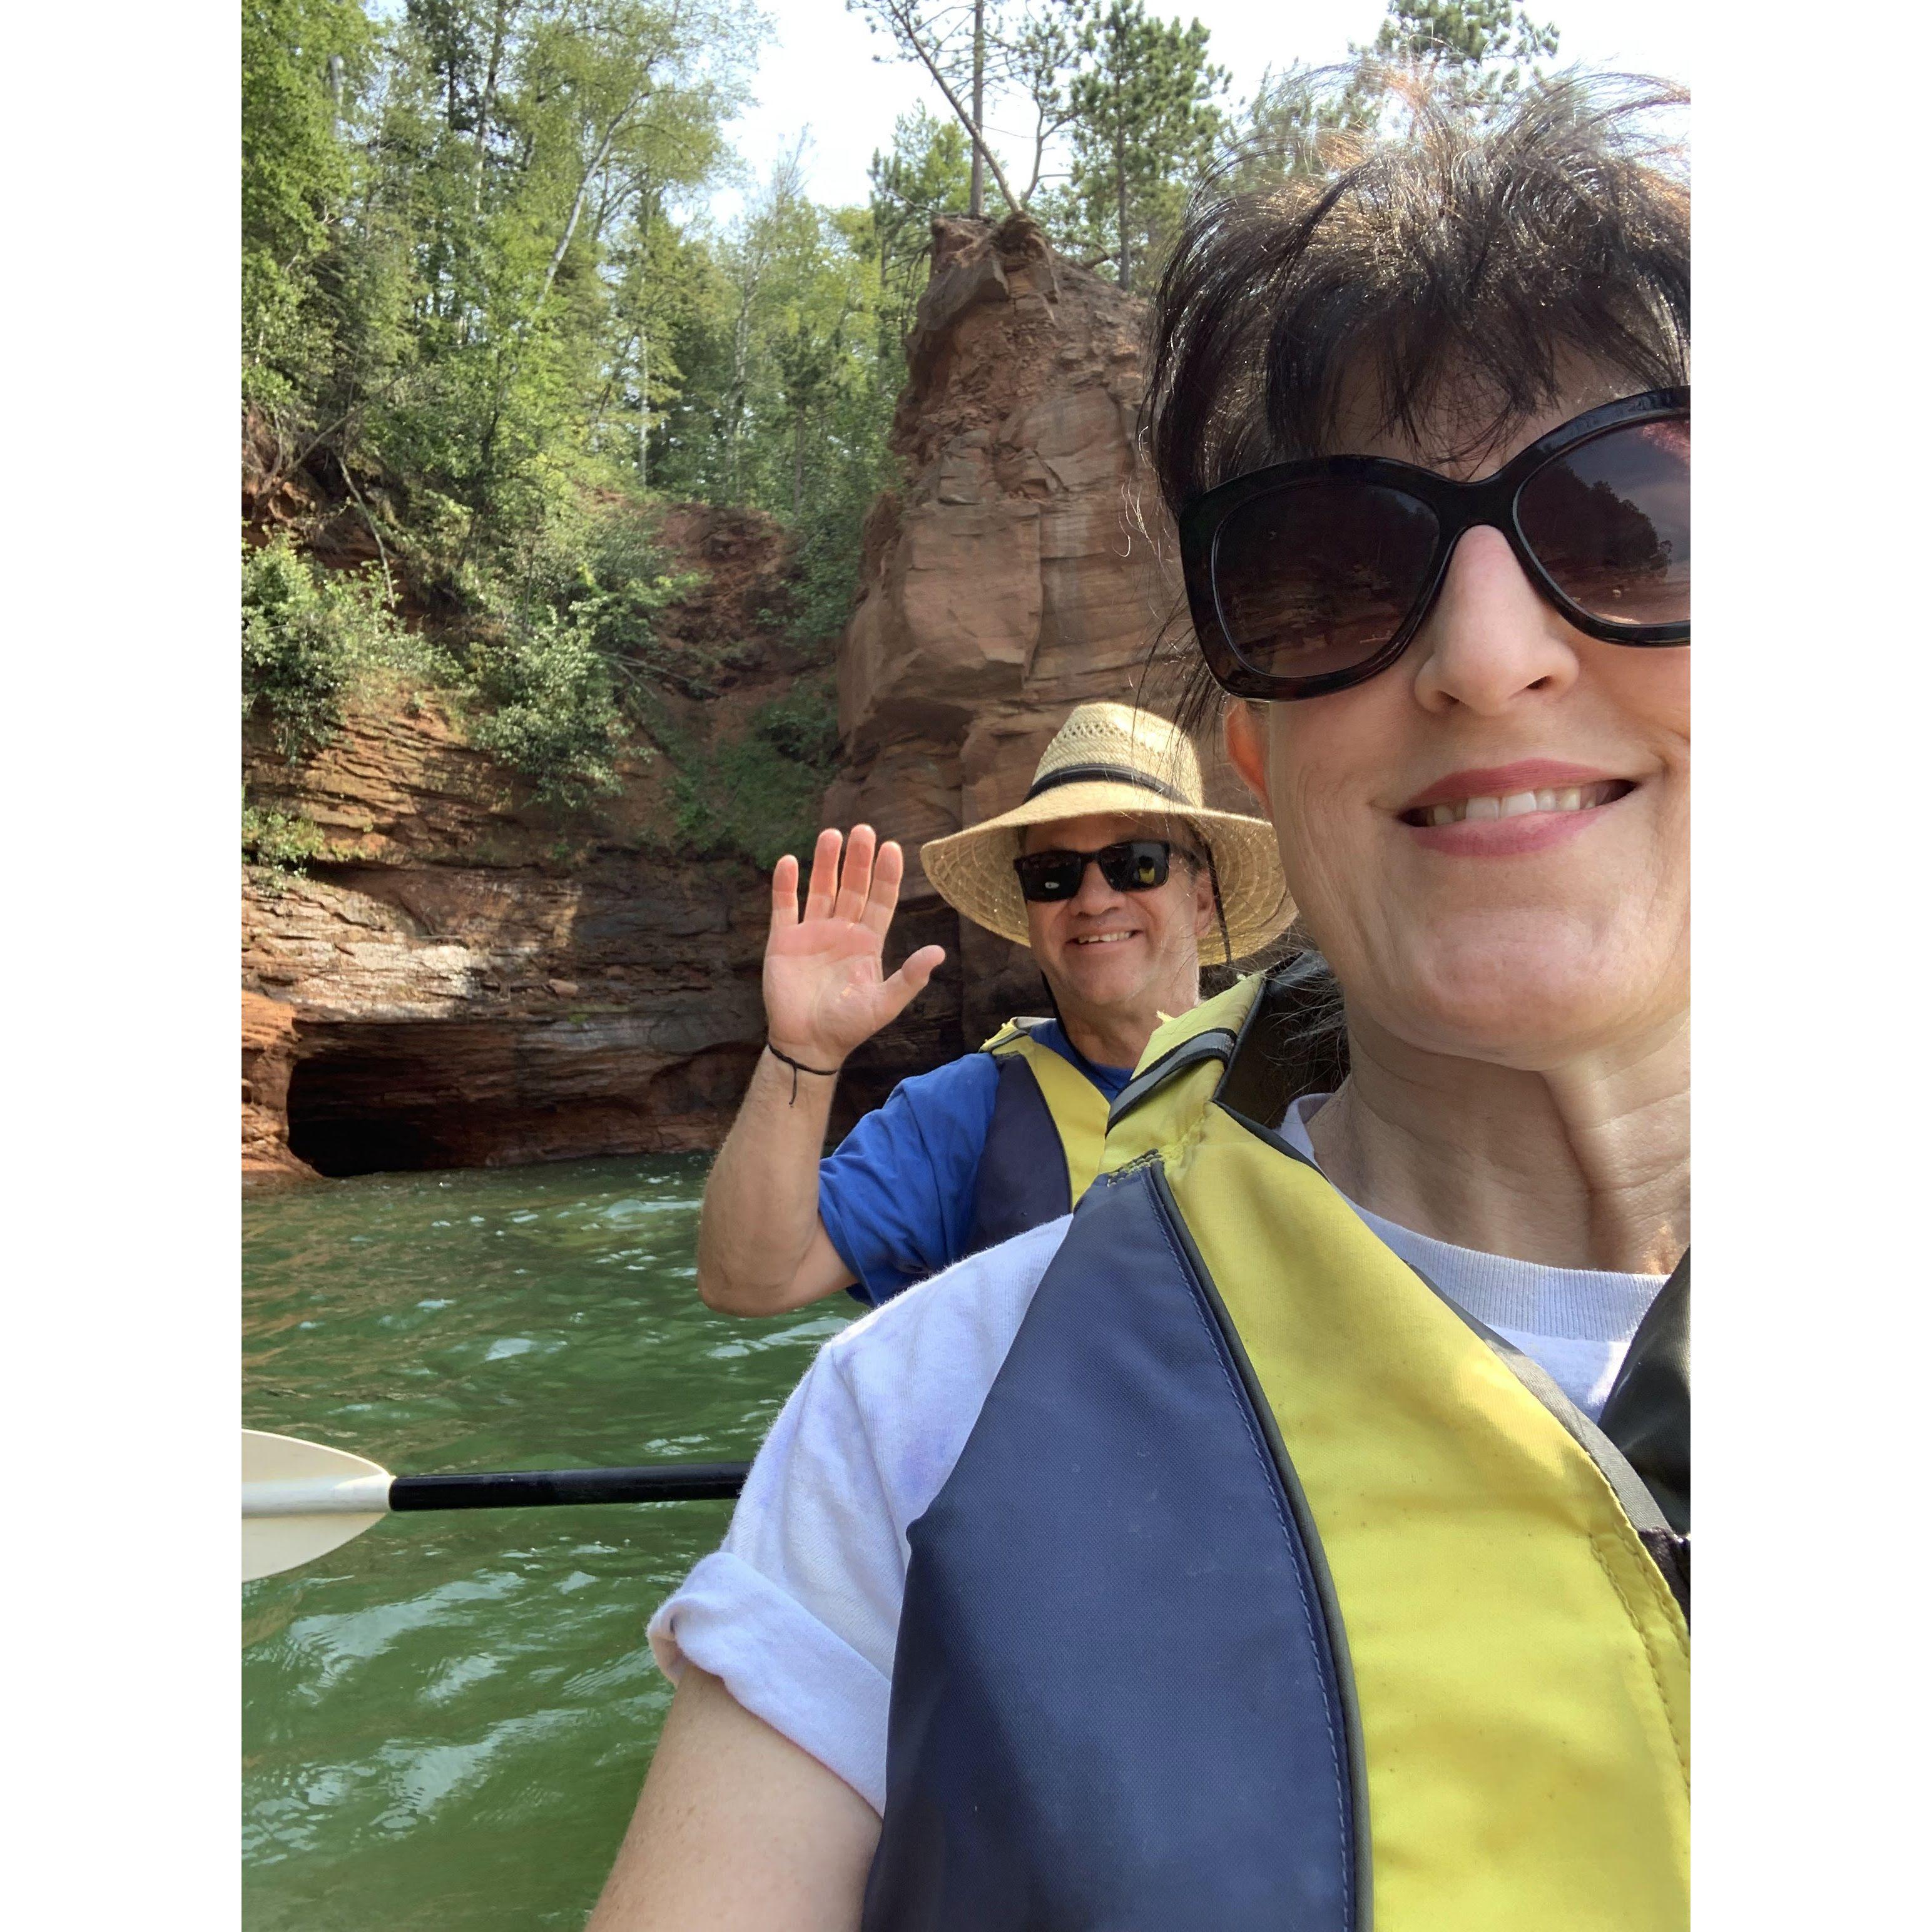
[966,1019,1112,1250]
[863,970,1689,1931]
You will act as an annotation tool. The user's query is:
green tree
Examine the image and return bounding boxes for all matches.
[848,1,1025,217]
[1226,5,1564,195]
[1366,1,1561,115]
[242,0,375,412]
[1064,1,1228,292]
[238,1,929,820]
[866,106,975,344]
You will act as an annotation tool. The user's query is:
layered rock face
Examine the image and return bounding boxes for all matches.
[242,507,857,1182]
[828,216,1252,1052]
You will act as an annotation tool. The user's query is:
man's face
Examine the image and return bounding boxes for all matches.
[1020,813,1216,1027]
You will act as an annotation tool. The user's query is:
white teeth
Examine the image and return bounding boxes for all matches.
[1072,932,1133,945]
[1415,781,1621,826]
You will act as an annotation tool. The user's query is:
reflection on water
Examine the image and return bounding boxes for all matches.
[243,1157,845,1930]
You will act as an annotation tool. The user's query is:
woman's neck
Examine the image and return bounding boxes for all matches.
[1306,1014,1689,1274]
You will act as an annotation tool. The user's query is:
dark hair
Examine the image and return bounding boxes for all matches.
[1137,70,1689,732]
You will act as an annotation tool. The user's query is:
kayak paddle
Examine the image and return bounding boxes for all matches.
[242,1428,749,1582]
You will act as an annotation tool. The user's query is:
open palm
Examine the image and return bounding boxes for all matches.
[765,825,947,1067]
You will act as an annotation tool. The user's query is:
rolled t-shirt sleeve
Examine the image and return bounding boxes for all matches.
[817,1054,1001,1305]
[648,1216,1072,1813]
[648,1341,903,1809]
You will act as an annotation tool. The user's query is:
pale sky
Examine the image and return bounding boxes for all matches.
[707,0,1694,220]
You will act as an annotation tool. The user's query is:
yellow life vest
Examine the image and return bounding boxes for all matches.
[863,970,1689,1931]
[967,1019,1112,1250]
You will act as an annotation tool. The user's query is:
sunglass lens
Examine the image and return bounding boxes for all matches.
[1015,852,1084,901]
[1212,482,1440,685]
[1516,417,1689,628]
[1097,841,1170,891]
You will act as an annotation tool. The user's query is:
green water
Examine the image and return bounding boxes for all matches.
[242,1157,848,1930]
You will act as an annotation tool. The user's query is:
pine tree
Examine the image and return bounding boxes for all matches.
[1368,1,1560,115]
[1064,1,1228,293]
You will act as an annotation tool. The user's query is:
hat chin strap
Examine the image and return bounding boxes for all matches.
[1202,847,1233,967]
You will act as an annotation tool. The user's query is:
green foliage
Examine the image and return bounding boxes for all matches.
[248,0,761,574]
[671,674,841,868]
[867,106,975,345]
[469,612,624,806]
[242,536,438,761]
[1062,2,1229,293]
[648,152,909,649]
[1224,6,1565,196]
[242,803,334,875]
[1367,1,1560,113]
[242,0,375,409]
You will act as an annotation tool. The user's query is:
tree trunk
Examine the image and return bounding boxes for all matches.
[537,87,649,313]
[969,0,985,219]
[473,0,516,217]
[638,334,649,486]
[887,0,1022,214]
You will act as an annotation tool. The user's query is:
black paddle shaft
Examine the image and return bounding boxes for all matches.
[389,1462,749,1512]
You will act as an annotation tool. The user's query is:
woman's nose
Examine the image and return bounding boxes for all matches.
[1408,525,1580,714]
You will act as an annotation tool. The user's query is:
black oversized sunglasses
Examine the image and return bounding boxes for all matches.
[1014,839,1172,903]
[1179,388,1689,701]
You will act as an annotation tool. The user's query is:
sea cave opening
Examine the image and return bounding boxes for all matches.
[285,1049,450,1177]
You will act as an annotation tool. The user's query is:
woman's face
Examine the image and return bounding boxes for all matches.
[1224,377,1689,1070]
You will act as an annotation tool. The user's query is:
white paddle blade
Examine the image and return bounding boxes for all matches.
[243,1429,392,1583]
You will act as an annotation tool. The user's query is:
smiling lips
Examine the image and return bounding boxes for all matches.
[1070,930,1138,945]
[1412,779,1628,827]
[1398,760,1638,855]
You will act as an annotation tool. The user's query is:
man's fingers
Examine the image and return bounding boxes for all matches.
[803,826,842,919]
[880,944,946,1018]
[835,825,877,926]
[770,853,800,933]
[862,841,907,937]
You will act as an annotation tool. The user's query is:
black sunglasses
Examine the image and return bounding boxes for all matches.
[1179,388,1689,702]
[1014,840,1173,903]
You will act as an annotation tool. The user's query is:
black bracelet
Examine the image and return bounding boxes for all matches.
[766,1040,840,1106]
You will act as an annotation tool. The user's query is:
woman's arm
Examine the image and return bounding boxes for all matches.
[587,1666,880,1932]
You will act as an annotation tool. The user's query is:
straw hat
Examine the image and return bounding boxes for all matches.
[920,702,1294,965]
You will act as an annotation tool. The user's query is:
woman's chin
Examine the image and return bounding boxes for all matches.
[1368,924,1684,1065]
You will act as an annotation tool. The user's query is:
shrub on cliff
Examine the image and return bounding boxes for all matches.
[242,536,439,761]
[469,616,624,809]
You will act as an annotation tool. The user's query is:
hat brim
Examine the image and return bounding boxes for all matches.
[919,781,1295,963]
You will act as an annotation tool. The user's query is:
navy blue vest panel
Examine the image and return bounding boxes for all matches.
[967,1051,1072,1253]
[861,1166,1360,1932]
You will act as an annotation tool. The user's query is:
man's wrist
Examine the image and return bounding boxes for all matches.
[765,1039,844,1075]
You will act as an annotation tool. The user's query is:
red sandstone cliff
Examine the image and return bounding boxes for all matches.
[242,506,837,1182]
[827,215,1256,1053]
[243,216,1249,1181]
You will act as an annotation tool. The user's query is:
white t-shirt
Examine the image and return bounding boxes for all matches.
[649,1094,1666,1812]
